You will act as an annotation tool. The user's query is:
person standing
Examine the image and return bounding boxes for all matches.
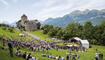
[69,52,72,60]
[72,53,76,60]
[8,40,13,57]
[66,51,70,60]
[77,53,80,60]
[95,53,98,60]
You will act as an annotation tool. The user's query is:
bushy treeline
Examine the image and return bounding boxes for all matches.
[0,24,14,33]
[42,21,105,45]
[0,24,9,27]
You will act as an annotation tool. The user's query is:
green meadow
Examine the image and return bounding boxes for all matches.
[28,30,53,42]
[0,26,37,42]
[0,27,105,60]
[0,41,105,60]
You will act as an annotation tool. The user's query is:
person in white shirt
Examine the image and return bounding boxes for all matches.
[56,56,59,60]
[32,57,35,60]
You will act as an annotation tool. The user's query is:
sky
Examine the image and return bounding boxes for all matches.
[0,0,105,24]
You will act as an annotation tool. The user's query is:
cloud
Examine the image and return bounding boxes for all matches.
[32,0,105,21]
[0,0,9,6]
[0,0,105,24]
[73,0,105,10]
[32,0,72,20]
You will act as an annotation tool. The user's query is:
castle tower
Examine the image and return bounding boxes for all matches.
[21,14,28,26]
[21,14,28,21]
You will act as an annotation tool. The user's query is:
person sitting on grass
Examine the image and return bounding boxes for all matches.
[62,56,65,60]
[18,51,22,57]
[36,57,39,60]
[58,56,61,60]
[15,48,19,56]
[56,55,59,60]
[29,57,35,60]
[22,52,27,59]
[1,38,8,50]
[52,55,55,59]
[31,57,35,60]
[48,54,52,59]
[42,53,46,57]
[27,53,32,60]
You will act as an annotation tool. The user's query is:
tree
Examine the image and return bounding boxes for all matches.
[0,24,9,27]
[16,20,25,31]
[101,30,105,45]
[96,21,105,45]
[42,21,105,46]
[42,24,53,34]
[65,22,82,39]
[37,22,41,29]
[48,27,61,37]
[82,21,94,40]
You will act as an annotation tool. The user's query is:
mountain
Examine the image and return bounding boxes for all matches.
[42,9,105,27]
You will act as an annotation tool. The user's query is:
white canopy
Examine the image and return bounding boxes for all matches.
[80,40,89,48]
[73,37,82,41]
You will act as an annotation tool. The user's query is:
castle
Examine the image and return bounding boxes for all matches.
[19,14,40,31]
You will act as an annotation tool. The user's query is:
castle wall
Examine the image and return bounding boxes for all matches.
[25,23,37,31]
[19,14,39,31]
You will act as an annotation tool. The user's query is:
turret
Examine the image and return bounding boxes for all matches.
[21,14,28,21]
[20,14,28,26]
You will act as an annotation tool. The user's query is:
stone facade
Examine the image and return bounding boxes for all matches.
[19,14,39,31]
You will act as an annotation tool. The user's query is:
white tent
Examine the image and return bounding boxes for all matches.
[80,40,89,48]
[73,37,82,41]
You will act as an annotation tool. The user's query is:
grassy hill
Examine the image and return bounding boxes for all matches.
[0,26,105,60]
[28,30,53,42]
[0,26,36,42]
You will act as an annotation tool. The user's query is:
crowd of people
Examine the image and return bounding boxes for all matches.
[15,48,39,60]
[0,37,64,60]
[66,51,80,60]
[0,37,82,60]
[1,37,103,60]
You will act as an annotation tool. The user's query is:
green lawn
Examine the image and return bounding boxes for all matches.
[0,42,25,60]
[0,49,25,60]
[0,40,105,60]
[28,30,53,42]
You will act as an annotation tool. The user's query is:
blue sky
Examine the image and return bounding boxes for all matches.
[0,0,105,24]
